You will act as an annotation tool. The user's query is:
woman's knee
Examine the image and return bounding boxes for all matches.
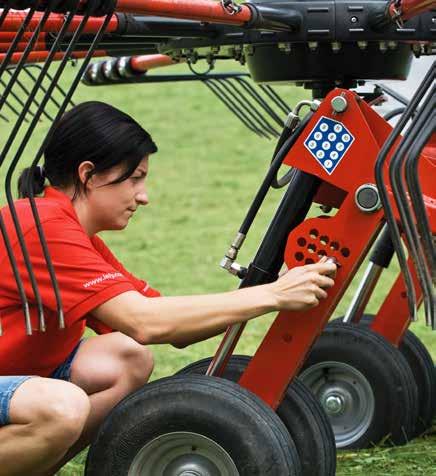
[10,378,90,449]
[117,335,154,387]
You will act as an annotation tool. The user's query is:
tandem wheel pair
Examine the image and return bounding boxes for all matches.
[85,316,435,475]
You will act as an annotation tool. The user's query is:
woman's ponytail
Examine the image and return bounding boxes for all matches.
[17,165,46,198]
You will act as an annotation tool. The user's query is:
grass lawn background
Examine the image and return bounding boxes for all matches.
[0,60,434,475]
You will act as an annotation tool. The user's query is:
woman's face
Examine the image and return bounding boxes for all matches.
[85,156,149,232]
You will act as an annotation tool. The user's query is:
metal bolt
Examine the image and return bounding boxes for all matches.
[379,41,387,53]
[388,41,397,50]
[355,184,382,213]
[308,41,318,51]
[331,95,348,113]
[278,42,292,54]
[357,41,368,50]
[331,41,341,53]
[324,395,345,415]
[350,16,358,23]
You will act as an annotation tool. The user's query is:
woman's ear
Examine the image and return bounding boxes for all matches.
[77,161,95,188]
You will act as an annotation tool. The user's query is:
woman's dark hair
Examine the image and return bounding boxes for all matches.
[18,101,157,198]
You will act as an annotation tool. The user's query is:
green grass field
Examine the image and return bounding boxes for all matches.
[0,60,434,475]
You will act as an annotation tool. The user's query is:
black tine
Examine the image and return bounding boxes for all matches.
[376,83,410,107]
[0,112,9,122]
[405,114,436,279]
[24,64,75,108]
[203,79,268,138]
[1,0,82,333]
[221,78,279,138]
[0,6,38,110]
[0,220,32,334]
[22,66,63,111]
[234,76,284,127]
[258,84,292,115]
[3,0,90,332]
[405,111,436,328]
[0,79,30,121]
[0,6,55,334]
[24,5,116,331]
[375,64,435,323]
[5,68,53,121]
[389,88,435,326]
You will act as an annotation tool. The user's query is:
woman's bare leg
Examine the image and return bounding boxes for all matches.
[47,332,154,474]
[0,378,90,476]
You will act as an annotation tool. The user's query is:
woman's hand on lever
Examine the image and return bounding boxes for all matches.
[270,256,337,312]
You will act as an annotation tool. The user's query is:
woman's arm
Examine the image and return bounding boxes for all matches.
[91,260,336,348]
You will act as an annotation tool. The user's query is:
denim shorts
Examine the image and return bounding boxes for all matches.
[0,340,83,426]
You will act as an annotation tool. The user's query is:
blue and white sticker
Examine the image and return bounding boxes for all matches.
[304,116,354,175]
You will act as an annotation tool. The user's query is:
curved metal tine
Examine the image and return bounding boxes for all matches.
[389,89,435,326]
[5,2,96,331]
[27,65,76,109]
[406,114,436,280]
[0,77,30,121]
[5,68,53,121]
[22,65,64,110]
[375,66,435,322]
[405,113,436,327]
[0,6,56,335]
[258,84,292,115]
[376,83,410,107]
[221,78,279,138]
[203,79,268,138]
[233,76,284,128]
[0,112,9,122]
[0,6,39,110]
[25,9,115,330]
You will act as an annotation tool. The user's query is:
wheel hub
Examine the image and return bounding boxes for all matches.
[128,431,239,476]
[300,361,376,448]
[322,394,345,416]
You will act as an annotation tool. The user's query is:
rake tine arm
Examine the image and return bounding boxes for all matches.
[22,66,62,112]
[406,124,436,280]
[3,0,111,332]
[207,78,270,138]
[389,89,435,326]
[0,4,62,332]
[234,77,284,128]
[0,7,37,86]
[257,84,291,116]
[0,79,31,121]
[27,8,116,330]
[4,69,52,121]
[0,7,53,114]
[222,77,279,138]
[203,79,265,138]
[374,65,435,321]
[405,117,436,316]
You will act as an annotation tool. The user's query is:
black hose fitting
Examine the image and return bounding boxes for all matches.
[244,3,302,32]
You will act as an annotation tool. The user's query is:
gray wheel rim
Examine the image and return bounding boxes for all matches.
[128,431,240,476]
[300,361,375,448]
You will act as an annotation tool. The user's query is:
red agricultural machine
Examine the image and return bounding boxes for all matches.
[0,0,434,474]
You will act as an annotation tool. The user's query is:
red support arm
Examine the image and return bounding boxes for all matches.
[0,11,119,33]
[388,0,436,21]
[130,53,180,72]
[114,0,252,24]
[0,49,107,64]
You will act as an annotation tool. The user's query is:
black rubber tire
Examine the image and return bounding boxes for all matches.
[299,323,418,449]
[331,315,436,435]
[176,355,336,476]
[85,374,302,476]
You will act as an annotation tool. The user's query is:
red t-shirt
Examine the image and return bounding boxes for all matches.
[0,187,160,377]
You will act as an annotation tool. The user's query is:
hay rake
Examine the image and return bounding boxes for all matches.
[0,0,435,474]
